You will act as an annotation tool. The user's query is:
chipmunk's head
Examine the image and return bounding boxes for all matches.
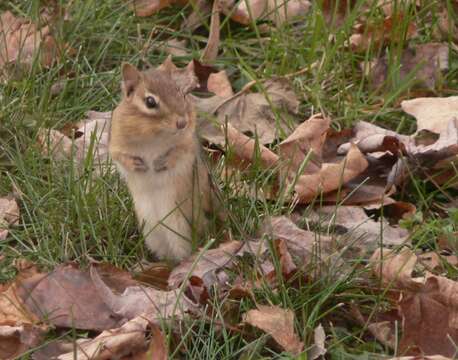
[116,58,197,137]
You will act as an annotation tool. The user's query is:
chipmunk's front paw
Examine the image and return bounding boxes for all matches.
[130,156,148,172]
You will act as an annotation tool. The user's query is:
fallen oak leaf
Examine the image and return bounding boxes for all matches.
[306,324,327,360]
[295,144,369,203]
[243,305,304,355]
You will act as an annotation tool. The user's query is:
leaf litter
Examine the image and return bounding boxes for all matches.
[3,1,458,358]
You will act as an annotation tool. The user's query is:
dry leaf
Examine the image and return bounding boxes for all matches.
[207,70,233,98]
[0,324,44,360]
[168,240,244,289]
[401,96,458,134]
[243,305,304,355]
[57,316,149,360]
[38,111,111,172]
[295,144,369,203]
[225,123,280,169]
[220,0,311,26]
[91,266,199,322]
[371,249,458,356]
[279,113,331,172]
[201,0,220,63]
[162,38,188,57]
[311,206,409,250]
[306,324,327,359]
[368,43,449,90]
[350,13,417,53]
[17,263,126,331]
[130,0,178,17]
[194,78,299,145]
[0,195,19,241]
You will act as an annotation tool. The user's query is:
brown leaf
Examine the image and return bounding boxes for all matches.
[91,266,199,322]
[0,195,19,241]
[201,0,220,63]
[225,123,280,169]
[17,263,125,331]
[57,316,149,360]
[221,0,310,26]
[0,10,64,78]
[195,78,299,145]
[207,70,233,98]
[0,324,44,360]
[295,144,369,203]
[350,13,417,53]
[367,43,448,90]
[133,262,172,291]
[130,0,178,17]
[371,248,458,356]
[162,38,188,57]
[243,305,304,355]
[312,206,409,250]
[38,111,111,173]
[128,324,168,360]
[306,324,327,359]
[279,113,331,172]
[401,96,458,134]
[399,276,458,357]
[168,240,244,289]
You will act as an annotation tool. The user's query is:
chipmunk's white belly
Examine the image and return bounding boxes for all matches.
[119,154,195,260]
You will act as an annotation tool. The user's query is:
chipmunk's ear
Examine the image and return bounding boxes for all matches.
[158,55,177,74]
[121,62,141,97]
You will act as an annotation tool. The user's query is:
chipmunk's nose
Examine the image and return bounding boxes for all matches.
[176,118,187,129]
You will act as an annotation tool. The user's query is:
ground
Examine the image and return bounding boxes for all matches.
[0,0,457,358]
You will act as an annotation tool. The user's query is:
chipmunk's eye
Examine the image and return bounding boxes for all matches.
[145,96,157,109]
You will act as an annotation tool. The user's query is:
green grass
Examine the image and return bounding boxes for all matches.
[1,0,457,358]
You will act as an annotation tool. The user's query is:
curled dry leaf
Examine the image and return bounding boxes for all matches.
[295,144,369,203]
[91,266,199,322]
[225,123,279,169]
[279,113,330,172]
[306,324,327,360]
[0,195,19,241]
[367,43,448,90]
[243,305,304,355]
[200,0,220,63]
[401,96,458,134]
[38,111,111,173]
[220,0,311,26]
[57,316,149,360]
[194,78,299,145]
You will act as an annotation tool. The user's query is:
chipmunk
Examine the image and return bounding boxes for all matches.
[109,58,211,262]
